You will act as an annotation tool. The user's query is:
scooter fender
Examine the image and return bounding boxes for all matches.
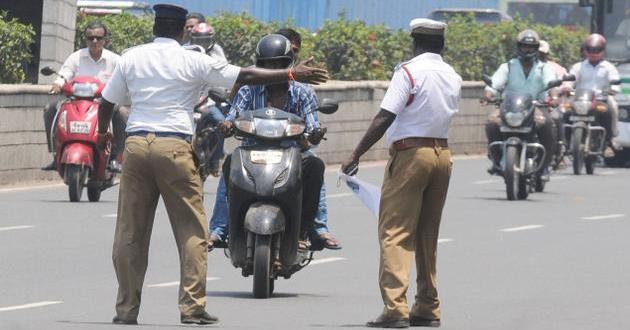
[244,203,286,235]
[60,142,94,168]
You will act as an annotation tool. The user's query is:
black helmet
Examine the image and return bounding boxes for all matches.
[516,29,540,61]
[190,23,215,52]
[255,34,293,68]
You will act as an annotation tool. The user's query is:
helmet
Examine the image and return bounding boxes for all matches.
[190,23,215,52]
[255,34,294,68]
[516,29,540,61]
[584,33,606,63]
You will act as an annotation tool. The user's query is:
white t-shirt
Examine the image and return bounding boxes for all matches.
[102,38,241,135]
[380,52,462,145]
[569,59,621,94]
[54,48,120,86]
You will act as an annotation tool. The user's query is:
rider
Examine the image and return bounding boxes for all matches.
[208,34,341,251]
[568,33,620,155]
[42,21,127,172]
[482,29,558,180]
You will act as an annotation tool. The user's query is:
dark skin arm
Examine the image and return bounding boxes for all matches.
[96,98,115,150]
[236,57,328,86]
[340,109,397,174]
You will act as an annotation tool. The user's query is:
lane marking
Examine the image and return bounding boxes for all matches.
[102,214,117,218]
[147,277,220,288]
[581,214,626,220]
[0,183,65,193]
[438,238,453,243]
[0,225,34,232]
[0,301,63,312]
[473,179,501,185]
[327,193,354,199]
[500,225,544,232]
[310,257,346,265]
[600,171,617,176]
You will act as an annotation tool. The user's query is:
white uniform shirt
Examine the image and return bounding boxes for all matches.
[569,59,621,94]
[54,48,120,86]
[380,52,462,145]
[102,38,241,135]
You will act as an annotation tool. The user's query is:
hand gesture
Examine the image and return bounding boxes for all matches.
[292,56,329,85]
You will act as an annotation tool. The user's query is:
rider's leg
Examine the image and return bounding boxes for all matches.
[41,101,58,170]
[208,174,229,241]
[485,110,502,172]
[534,108,554,176]
[300,155,325,238]
[608,96,619,139]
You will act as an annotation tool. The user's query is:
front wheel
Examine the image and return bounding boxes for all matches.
[505,145,526,200]
[572,127,585,175]
[66,165,86,202]
[253,234,274,298]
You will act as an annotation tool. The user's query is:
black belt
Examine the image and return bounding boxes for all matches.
[127,131,192,143]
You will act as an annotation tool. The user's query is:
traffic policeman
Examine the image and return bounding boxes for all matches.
[341,18,461,328]
[97,4,328,325]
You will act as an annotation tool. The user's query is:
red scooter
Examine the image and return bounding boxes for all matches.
[40,67,117,202]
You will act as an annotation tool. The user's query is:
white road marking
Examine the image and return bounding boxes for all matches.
[438,238,453,243]
[500,224,544,232]
[327,193,354,199]
[473,179,501,185]
[581,214,626,220]
[310,257,346,265]
[0,225,34,232]
[0,301,63,312]
[147,277,220,288]
[102,214,117,218]
[0,183,64,193]
[600,171,617,175]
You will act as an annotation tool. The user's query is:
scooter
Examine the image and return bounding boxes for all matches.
[225,99,338,298]
[40,66,117,202]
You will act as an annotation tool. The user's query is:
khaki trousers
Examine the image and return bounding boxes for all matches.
[113,134,208,320]
[378,146,452,320]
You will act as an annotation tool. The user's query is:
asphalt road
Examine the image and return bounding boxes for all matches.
[1,157,629,329]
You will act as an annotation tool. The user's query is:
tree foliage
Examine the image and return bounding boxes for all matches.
[0,10,35,83]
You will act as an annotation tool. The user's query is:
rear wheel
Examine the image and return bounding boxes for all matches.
[87,187,101,202]
[253,234,274,298]
[66,165,85,202]
[572,128,585,175]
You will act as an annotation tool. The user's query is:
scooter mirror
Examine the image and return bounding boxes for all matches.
[481,74,493,87]
[317,98,339,114]
[562,74,576,82]
[546,79,562,90]
[40,66,56,76]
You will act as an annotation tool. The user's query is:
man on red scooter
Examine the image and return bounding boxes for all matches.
[42,21,127,172]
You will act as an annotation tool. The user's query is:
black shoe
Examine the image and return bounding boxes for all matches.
[366,315,409,328]
[181,311,219,325]
[41,160,56,171]
[409,316,440,327]
[112,316,137,325]
[486,166,501,176]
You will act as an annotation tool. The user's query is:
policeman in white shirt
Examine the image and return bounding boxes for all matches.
[341,18,461,328]
[569,33,620,153]
[96,4,328,326]
[42,21,126,172]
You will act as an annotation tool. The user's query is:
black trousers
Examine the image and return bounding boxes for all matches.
[222,152,325,235]
[43,101,128,157]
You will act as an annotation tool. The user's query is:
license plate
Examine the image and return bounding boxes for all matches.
[70,121,91,134]
[500,126,531,133]
[250,150,283,164]
[569,116,595,122]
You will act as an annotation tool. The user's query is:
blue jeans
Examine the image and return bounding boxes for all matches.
[208,162,330,239]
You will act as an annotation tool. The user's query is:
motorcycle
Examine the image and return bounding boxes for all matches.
[564,78,621,175]
[483,75,563,200]
[225,99,338,298]
[193,87,230,181]
[40,66,117,202]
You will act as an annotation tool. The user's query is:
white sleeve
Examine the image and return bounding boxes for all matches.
[607,62,621,93]
[54,51,79,86]
[195,53,240,91]
[101,61,128,105]
[380,67,412,115]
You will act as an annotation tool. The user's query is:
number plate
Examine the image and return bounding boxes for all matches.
[69,121,91,134]
[250,150,283,164]
[500,126,531,133]
[569,116,595,122]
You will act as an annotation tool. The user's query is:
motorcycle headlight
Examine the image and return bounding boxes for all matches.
[72,82,98,98]
[573,101,590,115]
[505,112,525,127]
[234,119,255,134]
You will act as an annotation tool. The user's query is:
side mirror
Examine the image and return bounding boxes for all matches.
[40,66,56,76]
[317,98,338,114]
[610,79,621,85]
[481,74,493,87]
[207,87,229,104]
[546,79,563,90]
[562,74,576,82]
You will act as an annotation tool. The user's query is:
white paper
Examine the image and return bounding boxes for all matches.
[338,173,381,217]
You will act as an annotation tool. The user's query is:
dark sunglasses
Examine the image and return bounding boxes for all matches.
[585,46,604,53]
[86,36,105,41]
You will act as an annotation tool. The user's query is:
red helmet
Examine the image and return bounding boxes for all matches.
[584,33,606,63]
[190,23,216,52]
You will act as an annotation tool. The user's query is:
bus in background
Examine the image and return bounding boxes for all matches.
[503,1,591,29]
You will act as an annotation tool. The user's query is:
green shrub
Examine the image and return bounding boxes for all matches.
[75,13,153,54]
[0,10,35,83]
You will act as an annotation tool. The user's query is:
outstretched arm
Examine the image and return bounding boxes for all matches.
[340,109,396,174]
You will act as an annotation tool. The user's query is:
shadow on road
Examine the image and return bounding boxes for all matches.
[207,290,326,299]
[57,320,205,328]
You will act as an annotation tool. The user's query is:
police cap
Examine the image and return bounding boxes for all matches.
[409,18,446,36]
[153,4,188,21]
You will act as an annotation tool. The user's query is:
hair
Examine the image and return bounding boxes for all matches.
[276,28,302,46]
[412,34,444,54]
[153,18,186,39]
[84,21,108,37]
[186,12,206,22]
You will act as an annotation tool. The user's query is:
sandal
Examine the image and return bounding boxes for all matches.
[316,232,342,250]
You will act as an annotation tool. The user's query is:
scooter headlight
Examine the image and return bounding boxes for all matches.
[72,82,98,98]
[505,112,525,127]
[573,101,590,115]
[234,119,255,134]
[253,118,288,138]
[285,123,306,137]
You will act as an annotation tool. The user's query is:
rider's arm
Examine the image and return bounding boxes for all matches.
[54,51,80,87]
[484,63,509,100]
[606,62,621,94]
